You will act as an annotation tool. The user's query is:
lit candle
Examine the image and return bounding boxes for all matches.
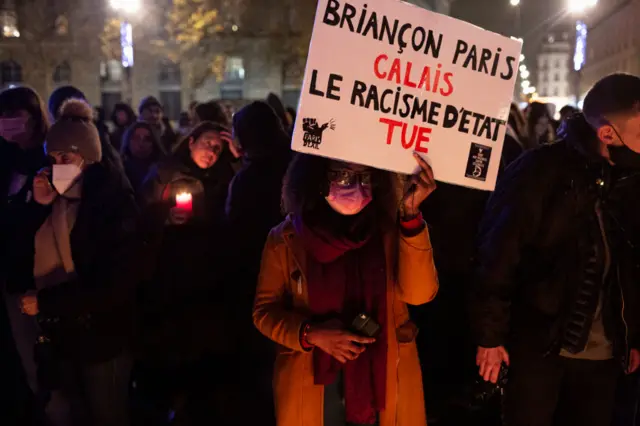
[175,192,193,213]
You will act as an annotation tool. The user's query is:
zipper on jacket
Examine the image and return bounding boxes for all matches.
[597,200,629,365]
[617,266,630,366]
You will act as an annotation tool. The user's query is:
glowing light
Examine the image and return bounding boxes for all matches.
[519,64,527,72]
[520,54,525,61]
[121,21,134,68]
[110,0,140,13]
[568,0,597,13]
[510,0,520,5]
[232,25,238,32]
[521,69,530,79]
[521,80,530,88]
[574,20,587,71]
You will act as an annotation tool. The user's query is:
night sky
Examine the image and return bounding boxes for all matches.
[450,0,570,59]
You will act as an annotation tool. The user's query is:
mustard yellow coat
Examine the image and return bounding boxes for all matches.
[253,216,439,426]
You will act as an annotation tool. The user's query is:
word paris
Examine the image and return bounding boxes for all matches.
[292,0,521,191]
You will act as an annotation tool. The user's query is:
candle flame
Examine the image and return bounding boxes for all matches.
[176,192,192,202]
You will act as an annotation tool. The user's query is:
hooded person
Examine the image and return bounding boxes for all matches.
[110,102,137,152]
[120,121,165,193]
[5,99,140,426]
[138,96,178,153]
[266,93,291,135]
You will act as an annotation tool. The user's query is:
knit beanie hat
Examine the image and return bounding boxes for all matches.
[138,96,162,115]
[45,99,102,163]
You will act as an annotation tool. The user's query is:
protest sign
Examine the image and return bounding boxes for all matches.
[292,0,522,191]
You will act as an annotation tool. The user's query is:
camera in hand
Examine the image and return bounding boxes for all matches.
[351,312,380,338]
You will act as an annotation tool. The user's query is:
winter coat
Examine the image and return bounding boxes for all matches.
[253,216,439,426]
[471,138,640,367]
[3,158,141,363]
[137,150,236,364]
[226,101,292,302]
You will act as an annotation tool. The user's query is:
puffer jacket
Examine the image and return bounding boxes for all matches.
[471,119,640,367]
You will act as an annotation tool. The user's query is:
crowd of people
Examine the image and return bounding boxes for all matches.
[1,72,640,426]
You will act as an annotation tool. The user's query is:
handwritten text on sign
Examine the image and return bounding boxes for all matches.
[292,0,522,191]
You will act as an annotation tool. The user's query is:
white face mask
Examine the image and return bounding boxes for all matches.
[52,163,83,195]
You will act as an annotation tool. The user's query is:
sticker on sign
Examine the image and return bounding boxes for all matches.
[291,0,522,191]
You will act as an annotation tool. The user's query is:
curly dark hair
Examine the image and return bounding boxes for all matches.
[282,154,398,235]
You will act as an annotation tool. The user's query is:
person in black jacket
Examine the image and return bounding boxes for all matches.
[7,99,139,426]
[134,121,236,425]
[0,85,50,426]
[471,73,640,426]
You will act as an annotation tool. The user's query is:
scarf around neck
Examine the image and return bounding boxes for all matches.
[293,214,388,425]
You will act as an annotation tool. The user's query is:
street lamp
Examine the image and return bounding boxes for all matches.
[109,0,140,105]
[509,0,522,36]
[110,0,140,14]
[568,0,597,14]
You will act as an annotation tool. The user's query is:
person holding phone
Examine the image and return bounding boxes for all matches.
[253,153,439,426]
[8,98,139,426]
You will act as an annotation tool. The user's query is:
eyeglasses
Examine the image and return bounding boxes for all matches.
[327,169,373,188]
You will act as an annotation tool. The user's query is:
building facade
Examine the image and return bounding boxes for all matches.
[580,0,639,101]
[536,28,573,115]
[2,0,450,119]
[0,0,103,108]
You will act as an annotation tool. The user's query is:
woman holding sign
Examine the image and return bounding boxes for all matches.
[253,153,438,426]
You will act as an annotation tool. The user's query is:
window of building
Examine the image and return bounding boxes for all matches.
[0,9,19,38]
[158,61,181,85]
[1,60,21,85]
[220,87,243,100]
[100,59,123,83]
[55,15,68,36]
[53,61,71,84]
[160,90,182,121]
[553,88,559,97]
[224,57,245,81]
[554,73,560,82]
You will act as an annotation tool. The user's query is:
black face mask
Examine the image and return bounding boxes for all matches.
[608,145,640,169]
[608,126,640,169]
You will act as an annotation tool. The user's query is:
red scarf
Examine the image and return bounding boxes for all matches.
[294,216,387,425]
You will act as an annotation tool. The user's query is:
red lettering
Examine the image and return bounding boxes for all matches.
[389,58,402,84]
[433,65,442,93]
[439,72,454,96]
[403,61,417,88]
[418,66,431,91]
[379,117,403,145]
[374,54,388,80]
[401,122,418,149]
[415,127,432,153]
